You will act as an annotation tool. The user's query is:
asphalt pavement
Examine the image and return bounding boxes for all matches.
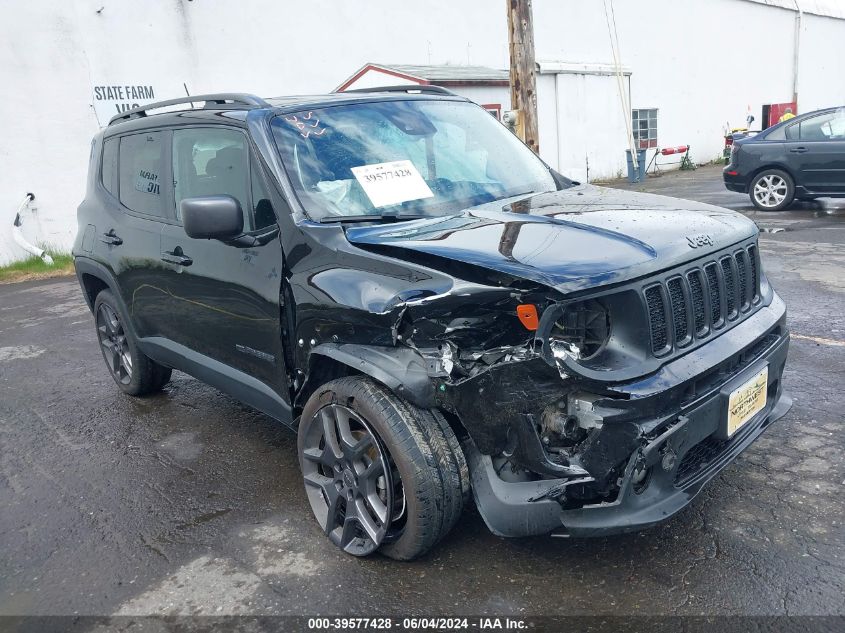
[0,165,843,620]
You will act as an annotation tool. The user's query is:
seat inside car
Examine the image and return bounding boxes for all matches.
[205,146,248,210]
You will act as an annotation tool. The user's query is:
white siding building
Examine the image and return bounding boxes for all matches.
[1,0,843,263]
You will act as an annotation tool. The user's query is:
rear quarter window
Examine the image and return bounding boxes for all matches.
[119,131,166,216]
[101,137,118,196]
[765,126,786,141]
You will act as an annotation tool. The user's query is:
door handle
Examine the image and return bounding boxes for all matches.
[790,147,809,153]
[161,250,193,266]
[99,230,123,245]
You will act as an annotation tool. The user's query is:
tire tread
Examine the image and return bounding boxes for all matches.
[93,289,171,397]
[300,377,465,560]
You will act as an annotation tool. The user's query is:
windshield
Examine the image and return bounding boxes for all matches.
[270,99,559,221]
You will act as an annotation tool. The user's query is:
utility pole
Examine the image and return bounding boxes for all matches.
[507,0,539,154]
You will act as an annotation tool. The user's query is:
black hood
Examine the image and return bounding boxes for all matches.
[344,185,758,294]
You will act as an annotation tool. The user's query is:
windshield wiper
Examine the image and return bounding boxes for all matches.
[319,213,429,224]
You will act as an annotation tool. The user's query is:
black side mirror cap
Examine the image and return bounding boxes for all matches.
[181,195,244,240]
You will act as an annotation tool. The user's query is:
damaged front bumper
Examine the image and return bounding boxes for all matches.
[459,296,791,538]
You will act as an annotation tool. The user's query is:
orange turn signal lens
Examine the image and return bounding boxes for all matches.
[516,304,539,331]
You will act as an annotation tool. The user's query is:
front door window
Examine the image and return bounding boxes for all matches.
[172,127,251,228]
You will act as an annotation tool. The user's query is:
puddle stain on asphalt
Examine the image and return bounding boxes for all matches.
[114,524,322,615]
[0,345,46,361]
[791,333,845,348]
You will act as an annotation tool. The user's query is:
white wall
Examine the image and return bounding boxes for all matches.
[798,13,845,111]
[537,71,632,182]
[447,86,510,113]
[533,0,843,183]
[1,0,843,263]
[0,0,509,265]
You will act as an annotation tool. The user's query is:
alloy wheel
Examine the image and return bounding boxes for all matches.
[96,303,132,385]
[300,403,403,556]
[753,174,788,209]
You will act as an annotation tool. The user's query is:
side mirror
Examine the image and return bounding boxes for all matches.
[181,195,244,240]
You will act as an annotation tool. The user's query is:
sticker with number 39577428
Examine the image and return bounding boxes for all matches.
[351,160,433,208]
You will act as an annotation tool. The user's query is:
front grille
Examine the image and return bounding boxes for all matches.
[645,244,760,356]
[645,285,668,352]
[667,277,689,345]
[687,270,707,334]
[736,251,749,310]
[674,435,728,485]
[721,257,737,317]
[704,263,722,325]
[674,409,770,488]
[748,245,759,303]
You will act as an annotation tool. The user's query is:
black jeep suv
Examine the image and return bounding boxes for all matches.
[74,90,791,559]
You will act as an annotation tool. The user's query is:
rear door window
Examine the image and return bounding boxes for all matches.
[119,132,166,217]
[789,111,845,142]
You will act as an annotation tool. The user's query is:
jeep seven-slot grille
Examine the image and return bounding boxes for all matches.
[645,245,760,356]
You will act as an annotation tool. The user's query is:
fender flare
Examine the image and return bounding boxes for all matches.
[304,343,436,409]
[73,257,140,340]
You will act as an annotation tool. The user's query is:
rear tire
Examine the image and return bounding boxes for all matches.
[750,169,795,211]
[298,376,466,560]
[93,289,171,396]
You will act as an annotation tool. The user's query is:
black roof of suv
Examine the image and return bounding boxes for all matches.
[107,87,462,125]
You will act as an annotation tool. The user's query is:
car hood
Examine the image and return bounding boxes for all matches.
[344,185,758,294]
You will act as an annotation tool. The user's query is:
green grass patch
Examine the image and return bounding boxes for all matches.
[0,252,75,284]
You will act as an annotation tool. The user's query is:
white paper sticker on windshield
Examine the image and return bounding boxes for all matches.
[351,160,433,208]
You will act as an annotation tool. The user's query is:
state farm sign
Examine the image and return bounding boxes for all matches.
[92,84,157,126]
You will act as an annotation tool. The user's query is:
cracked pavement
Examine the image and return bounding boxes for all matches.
[0,166,843,617]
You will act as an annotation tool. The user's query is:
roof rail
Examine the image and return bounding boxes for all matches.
[340,85,458,96]
[108,93,269,126]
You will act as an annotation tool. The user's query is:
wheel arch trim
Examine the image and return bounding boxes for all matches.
[73,257,139,339]
[300,343,436,410]
[748,163,797,187]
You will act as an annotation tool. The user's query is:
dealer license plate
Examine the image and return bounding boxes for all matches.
[727,367,768,437]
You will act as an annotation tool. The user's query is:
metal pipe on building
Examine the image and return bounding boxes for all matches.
[11,194,54,265]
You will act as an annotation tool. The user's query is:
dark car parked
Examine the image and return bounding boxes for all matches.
[74,90,791,559]
[724,106,845,211]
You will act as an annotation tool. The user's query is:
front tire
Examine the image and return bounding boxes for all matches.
[750,169,795,211]
[298,377,467,560]
[93,289,171,396]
